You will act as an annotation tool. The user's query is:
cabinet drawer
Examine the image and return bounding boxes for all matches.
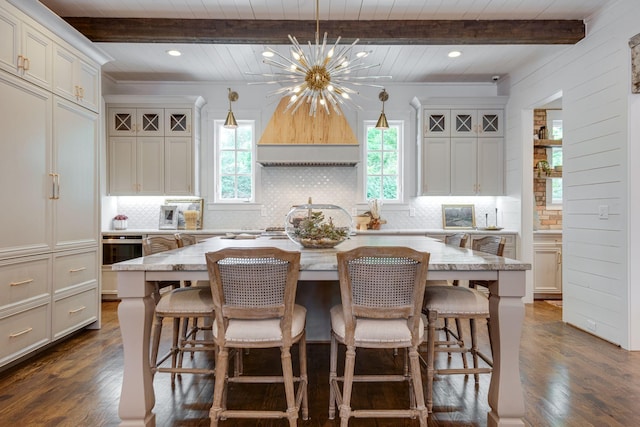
[0,255,50,310]
[54,250,97,292]
[0,303,50,366]
[53,287,97,339]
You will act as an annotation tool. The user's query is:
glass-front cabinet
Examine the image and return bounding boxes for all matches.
[419,101,506,196]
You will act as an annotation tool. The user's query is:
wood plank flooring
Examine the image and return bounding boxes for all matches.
[1,301,640,426]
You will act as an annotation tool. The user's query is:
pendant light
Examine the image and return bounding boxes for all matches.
[224,88,239,129]
[375,89,389,130]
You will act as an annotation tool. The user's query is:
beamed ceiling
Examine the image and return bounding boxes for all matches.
[37,0,609,83]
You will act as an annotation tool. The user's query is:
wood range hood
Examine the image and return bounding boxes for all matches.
[257,98,359,166]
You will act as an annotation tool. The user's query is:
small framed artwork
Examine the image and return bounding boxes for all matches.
[442,204,476,229]
[159,205,178,230]
[165,198,204,229]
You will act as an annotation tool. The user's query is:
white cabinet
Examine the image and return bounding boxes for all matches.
[53,97,99,249]
[0,0,108,369]
[0,6,52,90]
[165,136,192,195]
[418,101,505,196]
[0,73,52,258]
[109,136,165,195]
[450,137,504,195]
[534,233,562,298]
[108,108,164,136]
[53,43,100,112]
[52,248,99,339]
[106,99,205,196]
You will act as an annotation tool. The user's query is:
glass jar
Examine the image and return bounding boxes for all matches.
[285,204,352,248]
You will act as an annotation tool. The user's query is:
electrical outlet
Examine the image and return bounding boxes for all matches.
[409,207,416,217]
[598,205,609,220]
[351,208,358,216]
[260,206,267,217]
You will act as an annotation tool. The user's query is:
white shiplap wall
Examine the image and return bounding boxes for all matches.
[505,0,639,348]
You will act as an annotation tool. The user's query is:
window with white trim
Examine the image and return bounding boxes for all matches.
[214,120,255,202]
[364,121,402,201]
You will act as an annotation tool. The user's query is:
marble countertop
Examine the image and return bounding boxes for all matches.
[112,235,530,273]
[102,228,518,236]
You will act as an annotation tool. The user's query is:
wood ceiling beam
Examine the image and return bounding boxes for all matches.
[63,18,585,45]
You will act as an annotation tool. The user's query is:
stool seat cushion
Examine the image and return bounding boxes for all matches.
[423,285,488,315]
[214,304,307,343]
[330,304,424,346]
[155,287,214,315]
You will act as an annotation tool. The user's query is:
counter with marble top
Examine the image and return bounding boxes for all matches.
[113,234,530,427]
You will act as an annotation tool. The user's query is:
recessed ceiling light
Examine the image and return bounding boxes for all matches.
[166,49,182,57]
[448,50,462,58]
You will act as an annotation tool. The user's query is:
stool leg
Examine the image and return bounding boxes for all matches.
[150,314,163,375]
[210,346,229,427]
[426,310,437,413]
[339,345,356,427]
[299,332,309,420]
[470,318,480,384]
[328,333,338,419]
[409,346,428,427]
[280,345,297,427]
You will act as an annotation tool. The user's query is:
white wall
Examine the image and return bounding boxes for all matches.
[504,0,640,349]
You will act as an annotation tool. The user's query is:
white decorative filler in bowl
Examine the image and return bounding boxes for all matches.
[285,203,352,248]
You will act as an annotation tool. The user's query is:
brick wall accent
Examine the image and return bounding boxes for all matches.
[533,109,563,230]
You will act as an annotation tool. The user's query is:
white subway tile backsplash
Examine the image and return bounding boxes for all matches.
[109,169,506,231]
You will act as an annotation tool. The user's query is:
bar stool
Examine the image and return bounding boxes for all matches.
[421,235,504,413]
[329,246,430,426]
[205,247,308,426]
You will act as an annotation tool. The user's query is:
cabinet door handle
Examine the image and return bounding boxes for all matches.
[557,251,562,265]
[69,306,86,314]
[69,267,87,273]
[17,55,25,71]
[54,173,60,199]
[10,278,34,286]
[23,57,30,71]
[49,172,57,199]
[10,327,33,338]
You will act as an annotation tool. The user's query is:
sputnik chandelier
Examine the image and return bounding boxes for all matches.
[257,0,390,116]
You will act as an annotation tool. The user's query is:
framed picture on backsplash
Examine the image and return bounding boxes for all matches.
[159,205,178,229]
[165,198,204,230]
[442,204,476,229]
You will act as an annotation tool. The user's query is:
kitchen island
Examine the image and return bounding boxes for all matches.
[113,234,530,427]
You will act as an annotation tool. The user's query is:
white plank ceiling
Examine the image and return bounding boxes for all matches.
[38,0,610,83]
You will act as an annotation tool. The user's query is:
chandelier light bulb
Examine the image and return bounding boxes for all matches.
[250,0,391,116]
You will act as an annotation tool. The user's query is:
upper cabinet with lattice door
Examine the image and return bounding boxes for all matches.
[108,108,164,137]
[105,97,205,196]
[165,109,192,137]
[424,109,504,138]
[417,99,507,196]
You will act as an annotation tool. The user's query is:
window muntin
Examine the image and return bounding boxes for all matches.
[215,121,255,202]
[364,122,402,201]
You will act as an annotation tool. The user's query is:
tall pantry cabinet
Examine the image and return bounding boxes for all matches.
[0,0,111,369]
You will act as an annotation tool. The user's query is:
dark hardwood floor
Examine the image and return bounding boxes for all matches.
[1,301,640,427]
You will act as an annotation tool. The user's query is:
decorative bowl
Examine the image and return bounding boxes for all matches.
[285,204,352,248]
